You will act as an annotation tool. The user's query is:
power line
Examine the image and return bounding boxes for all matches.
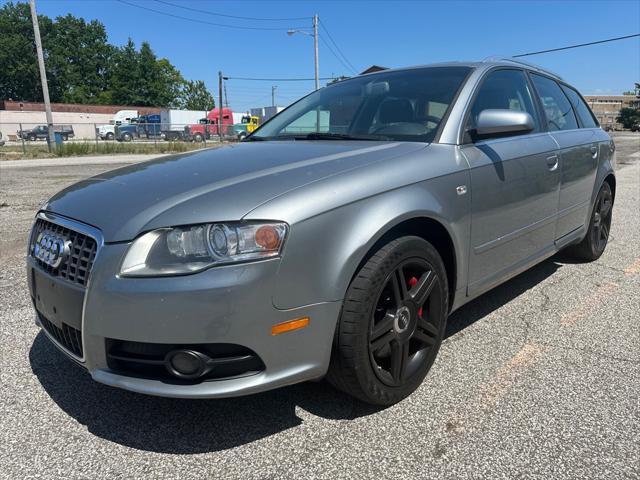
[115,0,307,31]
[319,20,357,74]
[319,34,354,76]
[514,33,640,57]
[151,0,311,22]
[227,76,335,81]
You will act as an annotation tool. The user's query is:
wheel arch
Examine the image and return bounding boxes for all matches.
[603,173,616,203]
[350,216,458,311]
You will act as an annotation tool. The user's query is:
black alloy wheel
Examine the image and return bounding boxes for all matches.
[369,258,442,387]
[590,184,613,255]
[569,182,613,261]
[327,236,448,406]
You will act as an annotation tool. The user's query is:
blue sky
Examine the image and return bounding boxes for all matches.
[20,0,640,110]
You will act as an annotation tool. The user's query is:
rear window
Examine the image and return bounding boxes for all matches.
[560,85,598,128]
[530,74,579,132]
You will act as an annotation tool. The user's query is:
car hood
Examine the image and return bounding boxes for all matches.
[43,141,425,242]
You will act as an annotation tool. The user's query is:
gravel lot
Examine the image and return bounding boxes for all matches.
[1,134,639,479]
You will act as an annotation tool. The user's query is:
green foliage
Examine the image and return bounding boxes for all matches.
[0,2,49,102]
[0,2,212,109]
[178,80,216,110]
[616,107,640,129]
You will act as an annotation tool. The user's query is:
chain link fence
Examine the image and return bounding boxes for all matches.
[0,121,242,159]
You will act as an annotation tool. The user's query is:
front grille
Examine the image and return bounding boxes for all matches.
[39,312,83,357]
[106,340,265,384]
[30,218,97,287]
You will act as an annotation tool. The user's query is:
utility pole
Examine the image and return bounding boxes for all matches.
[29,0,55,150]
[313,14,319,91]
[271,85,277,107]
[218,71,226,142]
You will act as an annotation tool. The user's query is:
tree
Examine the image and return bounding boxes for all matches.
[45,14,114,103]
[0,2,51,101]
[178,80,215,111]
[0,2,195,107]
[616,107,640,129]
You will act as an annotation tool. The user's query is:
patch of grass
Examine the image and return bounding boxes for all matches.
[0,141,219,160]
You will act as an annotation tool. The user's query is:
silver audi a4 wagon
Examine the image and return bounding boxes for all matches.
[28,60,615,405]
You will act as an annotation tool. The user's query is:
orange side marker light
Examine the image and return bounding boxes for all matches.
[271,317,310,335]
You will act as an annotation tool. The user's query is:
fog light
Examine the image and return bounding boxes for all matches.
[165,350,210,379]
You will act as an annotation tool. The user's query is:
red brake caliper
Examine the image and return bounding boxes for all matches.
[408,276,423,318]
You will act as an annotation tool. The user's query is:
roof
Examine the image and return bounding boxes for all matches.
[357,58,563,81]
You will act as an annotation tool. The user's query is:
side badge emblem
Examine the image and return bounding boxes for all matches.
[456,185,467,196]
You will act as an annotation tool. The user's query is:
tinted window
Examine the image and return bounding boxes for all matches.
[466,69,539,136]
[561,85,598,128]
[254,66,471,143]
[530,74,578,131]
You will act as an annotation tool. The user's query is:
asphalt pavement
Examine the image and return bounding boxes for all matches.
[0,133,638,479]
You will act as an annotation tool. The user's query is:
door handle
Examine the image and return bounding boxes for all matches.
[590,145,598,158]
[546,154,559,171]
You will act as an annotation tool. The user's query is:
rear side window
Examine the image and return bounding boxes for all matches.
[467,69,539,133]
[560,85,598,128]
[530,74,578,131]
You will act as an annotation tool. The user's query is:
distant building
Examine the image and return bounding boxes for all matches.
[583,95,638,130]
[360,65,388,75]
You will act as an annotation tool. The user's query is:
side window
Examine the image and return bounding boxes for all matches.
[530,74,578,131]
[466,69,539,137]
[560,85,598,128]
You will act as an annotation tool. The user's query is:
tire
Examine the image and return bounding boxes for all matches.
[193,133,204,143]
[62,134,68,141]
[122,132,132,142]
[238,132,247,141]
[326,236,448,406]
[106,132,114,141]
[28,134,37,142]
[567,182,613,261]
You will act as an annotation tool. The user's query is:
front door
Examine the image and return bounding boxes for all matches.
[460,69,560,296]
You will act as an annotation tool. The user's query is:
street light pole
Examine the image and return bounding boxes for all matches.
[313,14,319,91]
[29,0,55,151]
[287,14,320,91]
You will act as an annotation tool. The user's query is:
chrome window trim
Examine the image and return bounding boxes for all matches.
[31,211,104,363]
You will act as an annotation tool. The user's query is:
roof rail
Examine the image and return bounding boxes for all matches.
[481,56,563,80]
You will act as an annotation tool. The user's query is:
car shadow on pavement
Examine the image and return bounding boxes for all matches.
[445,255,562,338]
[29,333,379,454]
[30,256,564,454]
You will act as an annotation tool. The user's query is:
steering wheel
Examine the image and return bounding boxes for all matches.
[422,115,441,126]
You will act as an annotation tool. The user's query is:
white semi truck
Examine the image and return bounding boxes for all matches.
[96,110,138,140]
[159,109,206,141]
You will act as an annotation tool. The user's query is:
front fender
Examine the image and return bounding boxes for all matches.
[267,174,471,310]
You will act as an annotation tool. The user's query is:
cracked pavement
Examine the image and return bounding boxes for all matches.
[0,133,639,479]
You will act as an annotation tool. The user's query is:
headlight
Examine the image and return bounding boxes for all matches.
[119,221,288,277]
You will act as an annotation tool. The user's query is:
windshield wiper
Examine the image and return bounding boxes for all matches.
[301,132,390,141]
[243,135,267,141]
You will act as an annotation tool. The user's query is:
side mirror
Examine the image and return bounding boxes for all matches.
[475,109,534,139]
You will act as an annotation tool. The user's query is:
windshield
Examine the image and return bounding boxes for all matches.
[252,66,471,142]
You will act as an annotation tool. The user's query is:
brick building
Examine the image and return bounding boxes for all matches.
[583,95,638,130]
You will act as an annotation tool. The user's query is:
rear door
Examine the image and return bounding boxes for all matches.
[461,69,560,296]
[529,74,599,240]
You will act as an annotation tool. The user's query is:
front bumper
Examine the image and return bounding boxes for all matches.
[28,219,341,399]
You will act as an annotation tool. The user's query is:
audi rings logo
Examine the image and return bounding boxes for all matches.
[33,232,71,269]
